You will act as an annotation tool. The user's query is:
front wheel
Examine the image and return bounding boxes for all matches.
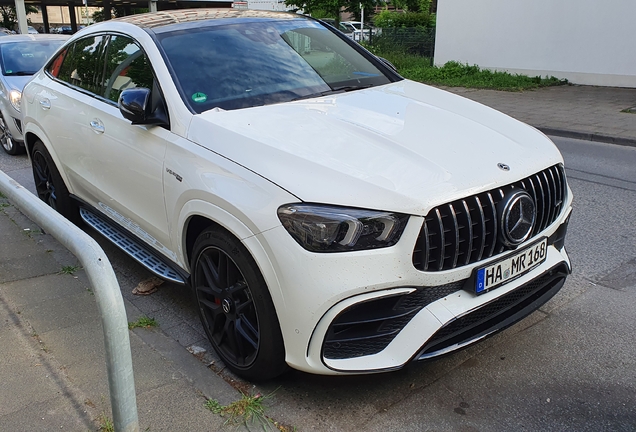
[0,114,22,155]
[191,228,287,381]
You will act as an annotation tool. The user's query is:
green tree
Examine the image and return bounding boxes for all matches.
[0,5,38,31]
[373,10,433,28]
[390,0,430,12]
[285,0,379,24]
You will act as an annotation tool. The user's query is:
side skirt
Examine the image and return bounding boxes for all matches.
[79,206,188,285]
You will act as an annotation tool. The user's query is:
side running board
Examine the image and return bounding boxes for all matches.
[80,207,187,285]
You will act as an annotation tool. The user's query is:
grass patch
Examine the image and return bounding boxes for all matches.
[0,191,6,198]
[372,51,568,91]
[205,392,295,431]
[59,265,80,275]
[97,413,114,432]
[128,316,158,330]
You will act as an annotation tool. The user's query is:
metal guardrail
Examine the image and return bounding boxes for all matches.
[0,170,139,432]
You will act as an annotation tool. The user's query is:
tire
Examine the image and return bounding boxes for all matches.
[191,228,287,380]
[0,113,23,155]
[31,140,80,224]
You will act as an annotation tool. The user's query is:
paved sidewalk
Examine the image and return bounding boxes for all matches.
[1,83,635,431]
[442,84,636,146]
[0,201,242,431]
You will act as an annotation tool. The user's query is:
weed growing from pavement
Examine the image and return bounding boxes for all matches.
[22,228,43,238]
[59,265,80,275]
[97,413,114,432]
[128,316,158,330]
[205,391,296,431]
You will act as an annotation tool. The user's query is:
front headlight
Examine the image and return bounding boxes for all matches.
[278,204,409,252]
[9,90,21,112]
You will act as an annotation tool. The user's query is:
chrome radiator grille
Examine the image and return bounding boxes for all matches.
[412,164,566,272]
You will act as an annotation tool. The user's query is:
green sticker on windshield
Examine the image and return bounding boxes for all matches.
[192,92,207,103]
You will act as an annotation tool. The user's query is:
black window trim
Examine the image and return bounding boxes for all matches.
[43,30,170,128]
[44,31,166,109]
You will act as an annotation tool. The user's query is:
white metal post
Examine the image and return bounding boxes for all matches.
[14,0,29,34]
[0,170,140,432]
[360,3,365,41]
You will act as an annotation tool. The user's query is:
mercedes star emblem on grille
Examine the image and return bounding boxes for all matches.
[500,190,536,246]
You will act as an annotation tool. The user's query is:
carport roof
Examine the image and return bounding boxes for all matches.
[2,0,232,9]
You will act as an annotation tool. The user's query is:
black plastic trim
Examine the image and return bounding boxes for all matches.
[71,195,190,285]
[415,263,569,361]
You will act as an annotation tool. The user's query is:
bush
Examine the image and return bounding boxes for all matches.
[373,10,434,29]
[398,60,569,91]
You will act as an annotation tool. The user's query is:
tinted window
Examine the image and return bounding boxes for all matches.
[0,40,66,75]
[57,35,107,94]
[50,34,154,103]
[157,19,391,112]
[102,35,153,103]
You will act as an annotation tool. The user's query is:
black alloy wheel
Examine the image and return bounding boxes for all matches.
[191,228,286,380]
[31,140,79,223]
[0,114,21,155]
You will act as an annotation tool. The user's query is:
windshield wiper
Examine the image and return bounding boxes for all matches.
[330,84,374,92]
[291,84,374,102]
[291,89,343,102]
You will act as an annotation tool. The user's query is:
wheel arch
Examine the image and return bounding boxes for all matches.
[179,199,271,271]
[24,130,40,156]
[179,200,286,311]
[23,126,75,193]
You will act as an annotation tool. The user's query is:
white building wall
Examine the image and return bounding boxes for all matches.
[434,0,636,88]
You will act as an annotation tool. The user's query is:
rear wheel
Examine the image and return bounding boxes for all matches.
[31,140,79,224]
[0,114,22,155]
[191,228,287,380]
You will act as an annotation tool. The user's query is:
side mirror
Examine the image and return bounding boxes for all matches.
[119,88,168,127]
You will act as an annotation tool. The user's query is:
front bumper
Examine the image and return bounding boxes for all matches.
[1,105,24,143]
[255,198,572,375]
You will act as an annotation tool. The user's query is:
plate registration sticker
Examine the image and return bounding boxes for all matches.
[475,238,548,294]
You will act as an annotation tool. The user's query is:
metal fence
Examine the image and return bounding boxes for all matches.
[366,27,436,64]
[0,170,139,432]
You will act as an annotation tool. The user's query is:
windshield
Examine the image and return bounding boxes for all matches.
[156,18,393,112]
[0,40,65,75]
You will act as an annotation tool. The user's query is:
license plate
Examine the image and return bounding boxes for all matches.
[475,238,548,294]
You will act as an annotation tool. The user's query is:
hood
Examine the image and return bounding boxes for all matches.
[3,75,32,92]
[188,80,563,216]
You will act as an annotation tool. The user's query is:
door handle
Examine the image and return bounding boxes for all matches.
[39,98,51,110]
[90,119,105,134]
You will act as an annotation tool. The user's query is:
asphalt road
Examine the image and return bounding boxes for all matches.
[1,136,635,431]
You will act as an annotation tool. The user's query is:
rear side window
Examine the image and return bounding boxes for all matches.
[47,48,67,77]
[46,34,154,105]
[56,35,108,95]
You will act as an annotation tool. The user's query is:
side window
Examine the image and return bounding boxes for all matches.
[56,35,108,94]
[102,35,153,103]
[46,47,67,78]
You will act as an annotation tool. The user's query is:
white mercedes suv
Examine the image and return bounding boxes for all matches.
[21,9,572,380]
